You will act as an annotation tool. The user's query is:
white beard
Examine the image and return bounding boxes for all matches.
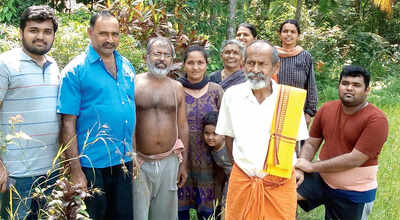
[147,58,170,78]
[248,79,267,90]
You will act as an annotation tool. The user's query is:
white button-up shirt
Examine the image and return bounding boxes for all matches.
[216,81,309,178]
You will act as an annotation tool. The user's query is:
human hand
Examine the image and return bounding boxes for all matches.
[295,158,314,173]
[70,168,88,191]
[295,168,304,188]
[177,163,188,188]
[0,161,8,192]
[305,113,312,127]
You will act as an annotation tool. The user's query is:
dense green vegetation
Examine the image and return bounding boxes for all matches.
[0,0,399,219]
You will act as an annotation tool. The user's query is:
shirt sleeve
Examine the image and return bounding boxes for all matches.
[216,91,234,137]
[211,146,233,176]
[56,65,81,116]
[355,114,388,159]
[0,59,9,101]
[304,53,318,116]
[297,112,309,141]
[309,104,324,139]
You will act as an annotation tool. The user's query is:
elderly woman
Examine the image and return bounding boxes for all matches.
[275,19,318,125]
[235,23,257,47]
[210,39,246,90]
[177,45,224,220]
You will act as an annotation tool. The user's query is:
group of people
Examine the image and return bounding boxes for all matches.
[0,5,389,220]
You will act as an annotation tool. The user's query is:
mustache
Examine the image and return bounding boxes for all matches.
[33,39,47,45]
[155,60,167,68]
[247,72,264,79]
[102,42,116,48]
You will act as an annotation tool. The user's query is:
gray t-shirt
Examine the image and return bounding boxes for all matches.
[0,48,60,177]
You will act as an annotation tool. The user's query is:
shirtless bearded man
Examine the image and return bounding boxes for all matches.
[133,37,189,220]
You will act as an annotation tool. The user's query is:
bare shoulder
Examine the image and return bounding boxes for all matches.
[171,79,184,89]
[135,72,149,81]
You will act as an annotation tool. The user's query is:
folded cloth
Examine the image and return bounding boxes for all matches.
[225,164,296,220]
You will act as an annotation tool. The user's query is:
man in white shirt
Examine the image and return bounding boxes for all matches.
[216,40,309,220]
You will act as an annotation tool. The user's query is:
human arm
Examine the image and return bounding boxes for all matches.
[0,159,8,192]
[295,137,322,186]
[216,84,224,109]
[215,89,234,162]
[177,84,189,187]
[0,61,9,191]
[225,136,234,163]
[304,113,312,127]
[60,114,87,190]
[296,148,370,174]
[304,52,318,118]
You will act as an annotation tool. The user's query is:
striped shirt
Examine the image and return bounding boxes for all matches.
[278,50,318,116]
[0,48,60,177]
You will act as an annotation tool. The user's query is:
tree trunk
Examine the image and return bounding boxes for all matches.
[228,0,238,39]
[295,0,303,21]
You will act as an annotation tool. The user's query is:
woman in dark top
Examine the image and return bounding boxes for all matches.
[209,39,246,91]
[275,19,318,125]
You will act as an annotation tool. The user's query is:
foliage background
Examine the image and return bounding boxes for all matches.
[0,0,399,219]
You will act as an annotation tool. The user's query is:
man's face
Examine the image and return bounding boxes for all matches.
[88,16,120,57]
[339,75,370,107]
[221,44,242,70]
[147,41,173,77]
[244,43,279,90]
[20,20,55,56]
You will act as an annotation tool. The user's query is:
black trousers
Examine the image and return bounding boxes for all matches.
[82,162,134,220]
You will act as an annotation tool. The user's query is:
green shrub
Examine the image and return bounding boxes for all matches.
[0,0,47,25]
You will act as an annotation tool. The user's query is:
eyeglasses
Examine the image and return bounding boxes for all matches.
[150,52,172,59]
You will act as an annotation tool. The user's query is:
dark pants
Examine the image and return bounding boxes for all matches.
[298,172,373,220]
[82,162,134,220]
[0,171,59,220]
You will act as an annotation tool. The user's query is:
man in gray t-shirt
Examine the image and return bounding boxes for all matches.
[0,5,59,219]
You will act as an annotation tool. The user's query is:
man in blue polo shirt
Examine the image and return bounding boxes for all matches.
[57,10,135,219]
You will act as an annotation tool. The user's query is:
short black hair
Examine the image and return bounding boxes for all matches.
[20,5,58,32]
[279,19,301,34]
[339,65,371,89]
[89,10,115,28]
[203,111,219,127]
[183,45,208,64]
[236,23,257,38]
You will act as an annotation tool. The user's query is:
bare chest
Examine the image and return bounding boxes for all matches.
[103,59,117,77]
[135,83,177,111]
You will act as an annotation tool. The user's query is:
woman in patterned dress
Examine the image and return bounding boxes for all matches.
[177,45,224,220]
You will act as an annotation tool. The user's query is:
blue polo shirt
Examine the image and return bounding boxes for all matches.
[57,45,136,168]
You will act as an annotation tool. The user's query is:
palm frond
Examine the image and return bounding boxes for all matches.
[372,0,393,16]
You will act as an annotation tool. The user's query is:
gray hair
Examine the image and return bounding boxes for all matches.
[146,37,175,58]
[220,39,245,59]
[245,40,279,65]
